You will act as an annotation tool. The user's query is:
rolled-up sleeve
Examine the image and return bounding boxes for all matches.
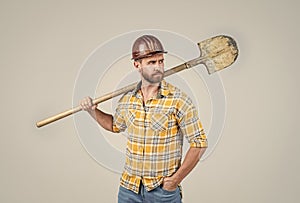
[112,98,127,133]
[178,100,208,148]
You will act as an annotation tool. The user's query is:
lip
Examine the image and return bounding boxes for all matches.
[152,74,162,77]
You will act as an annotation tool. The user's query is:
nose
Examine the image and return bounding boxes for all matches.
[154,66,163,72]
[156,62,164,70]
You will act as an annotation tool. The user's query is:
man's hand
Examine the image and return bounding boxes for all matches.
[79,97,113,132]
[162,147,206,192]
[162,176,179,191]
[80,97,98,112]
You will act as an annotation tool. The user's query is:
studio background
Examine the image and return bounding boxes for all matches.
[0,0,299,202]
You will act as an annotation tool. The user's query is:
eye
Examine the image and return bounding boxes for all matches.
[159,59,164,64]
[148,60,156,65]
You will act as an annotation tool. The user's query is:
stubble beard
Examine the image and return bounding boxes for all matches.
[142,70,164,84]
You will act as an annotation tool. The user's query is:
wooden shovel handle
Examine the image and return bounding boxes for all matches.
[36,106,82,128]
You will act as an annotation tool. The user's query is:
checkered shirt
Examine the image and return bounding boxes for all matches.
[112,80,208,194]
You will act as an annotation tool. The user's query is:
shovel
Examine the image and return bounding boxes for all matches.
[36,35,239,128]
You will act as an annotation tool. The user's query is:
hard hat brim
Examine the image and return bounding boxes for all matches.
[131,51,168,60]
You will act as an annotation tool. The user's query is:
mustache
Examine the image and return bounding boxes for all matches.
[153,69,163,74]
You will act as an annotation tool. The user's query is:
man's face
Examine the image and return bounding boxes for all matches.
[135,54,165,84]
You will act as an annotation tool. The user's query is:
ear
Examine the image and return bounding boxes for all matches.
[134,61,141,72]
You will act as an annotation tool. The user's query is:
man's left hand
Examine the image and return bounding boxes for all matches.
[162,176,179,191]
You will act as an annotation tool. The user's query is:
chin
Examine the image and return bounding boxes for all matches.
[153,77,163,83]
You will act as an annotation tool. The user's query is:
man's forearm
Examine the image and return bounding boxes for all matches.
[88,108,113,132]
[173,147,206,183]
[163,147,206,190]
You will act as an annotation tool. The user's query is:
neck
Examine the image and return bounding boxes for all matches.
[141,80,160,102]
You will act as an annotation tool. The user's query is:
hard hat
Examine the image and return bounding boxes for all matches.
[131,35,167,60]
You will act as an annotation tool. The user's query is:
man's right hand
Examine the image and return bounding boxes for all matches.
[80,97,98,112]
[79,97,113,132]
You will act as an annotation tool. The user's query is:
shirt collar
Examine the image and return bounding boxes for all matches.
[133,79,172,98]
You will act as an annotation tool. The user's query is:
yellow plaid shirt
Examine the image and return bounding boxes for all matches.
[113,80,207,194]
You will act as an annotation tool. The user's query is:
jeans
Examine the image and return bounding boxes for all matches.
[118,183,182,203]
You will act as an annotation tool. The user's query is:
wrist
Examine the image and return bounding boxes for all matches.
[171,173,182,185]
[87,108,97,117]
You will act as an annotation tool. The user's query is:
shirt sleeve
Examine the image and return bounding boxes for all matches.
[112,97,127,133]
[177,97,208,148]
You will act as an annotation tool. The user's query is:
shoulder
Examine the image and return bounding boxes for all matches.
[118,90,134,104]
[164,80,191,102]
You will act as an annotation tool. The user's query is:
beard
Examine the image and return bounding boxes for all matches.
[141,70,164,84]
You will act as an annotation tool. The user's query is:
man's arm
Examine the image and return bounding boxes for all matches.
[163,147,206,191]
[80,97,113,132]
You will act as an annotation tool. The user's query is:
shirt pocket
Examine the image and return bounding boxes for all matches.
[151,112,169,132]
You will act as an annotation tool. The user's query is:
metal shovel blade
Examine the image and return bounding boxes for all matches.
[198,35,239,74]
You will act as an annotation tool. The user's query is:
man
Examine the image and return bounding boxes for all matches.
[80,35,208,203]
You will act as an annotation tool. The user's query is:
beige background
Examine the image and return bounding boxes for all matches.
[1,0,299,202]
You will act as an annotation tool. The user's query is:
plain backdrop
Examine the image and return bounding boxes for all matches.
[0,0,299,202]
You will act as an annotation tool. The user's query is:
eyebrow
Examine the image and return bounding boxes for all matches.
[147,58,164,63]
[147,60,157,64]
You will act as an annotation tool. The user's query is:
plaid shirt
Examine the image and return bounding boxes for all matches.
[112,80,207,194]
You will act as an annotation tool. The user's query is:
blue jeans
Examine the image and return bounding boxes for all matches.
[118,184,182,203]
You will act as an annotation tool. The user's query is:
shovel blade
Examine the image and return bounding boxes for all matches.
[198,35,239,74]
